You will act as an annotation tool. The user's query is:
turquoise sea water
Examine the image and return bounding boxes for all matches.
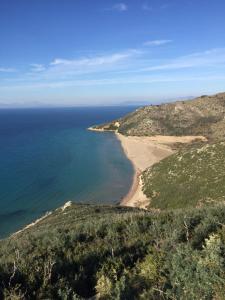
[0,107,136,238]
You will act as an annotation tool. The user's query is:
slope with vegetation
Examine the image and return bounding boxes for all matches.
[0,203,225,299]
[1,92,225,299]
[142,141,225,210]
[95,92,225,140]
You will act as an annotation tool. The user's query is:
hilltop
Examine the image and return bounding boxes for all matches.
[94,92,225,141]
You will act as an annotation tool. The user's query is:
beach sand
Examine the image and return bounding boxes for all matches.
[116,133,207,209]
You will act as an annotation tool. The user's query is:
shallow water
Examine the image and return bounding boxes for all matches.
[0,106,136,238]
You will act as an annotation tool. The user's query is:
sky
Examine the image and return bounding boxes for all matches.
[0,0,225,107]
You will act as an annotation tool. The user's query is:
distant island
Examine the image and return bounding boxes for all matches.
[0,92,225,299]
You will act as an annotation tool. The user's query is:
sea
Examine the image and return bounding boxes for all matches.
[0,106,137,238]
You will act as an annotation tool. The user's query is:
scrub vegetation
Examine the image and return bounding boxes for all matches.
[142,141,225,210]
[0,204,225,299]
[1,92,225,299]
[95,92,225,141]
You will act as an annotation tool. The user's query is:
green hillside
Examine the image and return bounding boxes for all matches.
[2,92,225,299]
[94,93,225,141]
[142,141,225,210]
[0,203,225,299]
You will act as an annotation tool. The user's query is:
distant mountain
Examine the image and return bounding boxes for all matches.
[95,92,225,141]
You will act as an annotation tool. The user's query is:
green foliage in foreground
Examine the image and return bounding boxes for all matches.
[142,141,225,210]
[0,204,224,299]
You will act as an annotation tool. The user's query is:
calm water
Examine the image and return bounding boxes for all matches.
[0,106,136,238]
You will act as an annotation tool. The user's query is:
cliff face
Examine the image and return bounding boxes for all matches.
[95,92,225,140]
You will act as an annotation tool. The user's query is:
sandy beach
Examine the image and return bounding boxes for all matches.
[89,126,207,208]
[116,133,207,208]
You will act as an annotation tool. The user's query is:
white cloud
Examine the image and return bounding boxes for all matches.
[45,47,225,80]
[2,75,225,91]
[30,64,46,72]
[111,3,128,12]
[140,48,225,72]
[144,39,172,46]
[0,67,16,73]
[35,49,141,79]
[50,51,135,67]
[2,47,225,94]
[0,49,141,85]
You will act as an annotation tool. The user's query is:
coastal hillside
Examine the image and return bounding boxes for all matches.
[0,203,225,299]
[95,92,225,140]
[142,141,225,210]
[2,94,225,299]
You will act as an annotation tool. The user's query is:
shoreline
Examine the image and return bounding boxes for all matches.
[116,133,174,208]
[115,133,207,208]
[87,126,115,132]
[88,126,207,208]
[11,202,73,237]
[10,130,208,237]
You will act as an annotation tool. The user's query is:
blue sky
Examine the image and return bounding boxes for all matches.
[0,0,225,107]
